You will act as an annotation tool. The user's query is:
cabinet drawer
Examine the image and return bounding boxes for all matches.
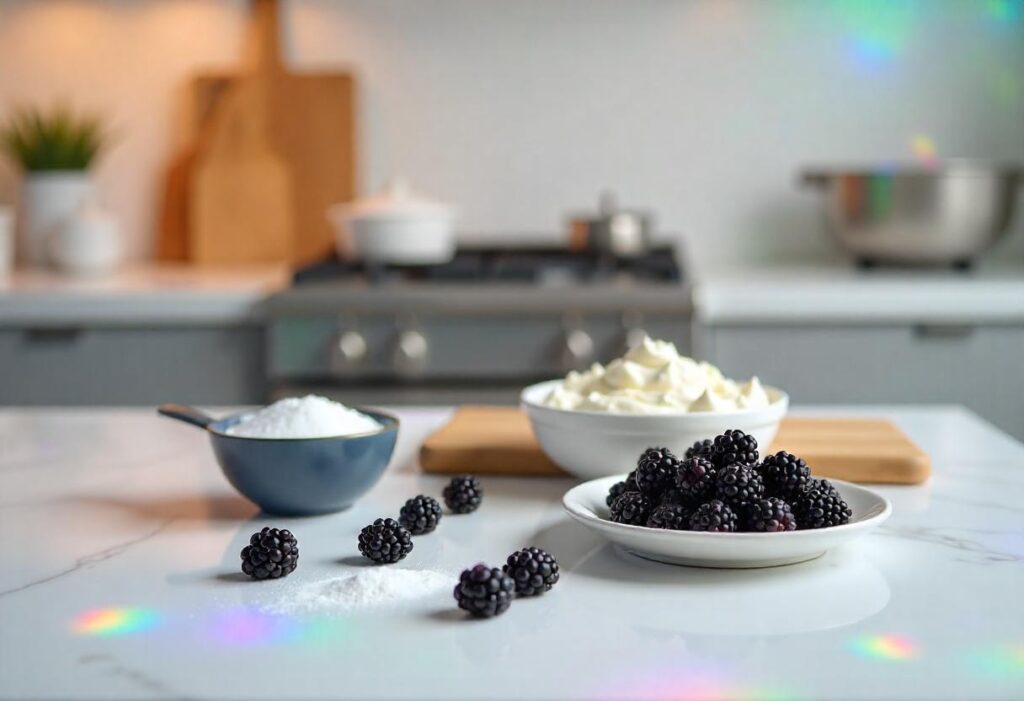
[0,326,266,405]
[704,324,1024,438]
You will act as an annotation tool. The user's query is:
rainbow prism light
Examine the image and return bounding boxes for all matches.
[964,643,1024,679]
[848,634,918,661]
[71,607,162,637]
[910,134,939,168]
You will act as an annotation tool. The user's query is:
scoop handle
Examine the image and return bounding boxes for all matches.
[158,404,215,429]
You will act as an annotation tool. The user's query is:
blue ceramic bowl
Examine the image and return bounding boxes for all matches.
[158,404,398,516]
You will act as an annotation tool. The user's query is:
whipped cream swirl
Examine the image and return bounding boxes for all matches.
[543,336,770,414]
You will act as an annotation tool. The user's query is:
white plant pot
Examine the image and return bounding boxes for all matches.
[49,203,121,276]
[22,171,93,267]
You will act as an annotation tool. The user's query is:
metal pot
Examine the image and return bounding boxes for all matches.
[568,191,653,258]
[802,163,1022,267]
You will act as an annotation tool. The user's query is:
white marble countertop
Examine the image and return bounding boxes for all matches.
[693,265,1024,324]
[1,405,1023,700]
[0,264,287,326]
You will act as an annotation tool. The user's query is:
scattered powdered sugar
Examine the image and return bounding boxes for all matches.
[226,394,381,439]
[263,568,453,614]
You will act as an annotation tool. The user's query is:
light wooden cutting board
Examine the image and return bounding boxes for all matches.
[161,0,356,265]
[420,406,931,484]
[189,73,294,264]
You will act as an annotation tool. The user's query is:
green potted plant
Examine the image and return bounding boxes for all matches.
[1,105,107,267]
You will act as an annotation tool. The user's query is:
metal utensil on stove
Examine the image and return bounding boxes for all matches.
[801,162,1022,267]
[568,191,653,258]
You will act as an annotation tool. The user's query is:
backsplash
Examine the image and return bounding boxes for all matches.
[1,0,1022,266]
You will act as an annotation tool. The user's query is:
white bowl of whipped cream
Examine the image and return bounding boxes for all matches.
[521,336,788,480]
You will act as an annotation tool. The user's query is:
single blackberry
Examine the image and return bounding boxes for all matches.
[635,447,680,496]
[792,479,852,529]
[645,503,692,530]
[443,475,483,514]
[658,488,687,507]
[503,547,559,596]
[710,429,759,467]
[454,564,515,617]
[745,497,798,532]
[689,500,738,532]
[685,439,714,461]
[606,475,639,507]
[609,491,653,525]
[398,495,443,535]
[240,527,298,580]
[357,518,414,563]
[674,456,717,504]
[714,463,765,507]
[760,451,811,498]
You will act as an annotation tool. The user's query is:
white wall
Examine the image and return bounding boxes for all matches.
[2,0,1023,266]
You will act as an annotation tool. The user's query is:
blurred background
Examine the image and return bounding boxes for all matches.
[0,0,1022,436]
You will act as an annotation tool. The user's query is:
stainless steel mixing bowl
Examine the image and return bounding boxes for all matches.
[802,163,1022,266]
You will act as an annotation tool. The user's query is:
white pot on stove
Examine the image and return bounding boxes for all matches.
[327,178,456,265]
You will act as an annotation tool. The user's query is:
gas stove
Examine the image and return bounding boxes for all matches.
[267,245,692,405]
[292,246,682,285]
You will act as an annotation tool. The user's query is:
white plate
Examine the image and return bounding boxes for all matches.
[562,476,892,568]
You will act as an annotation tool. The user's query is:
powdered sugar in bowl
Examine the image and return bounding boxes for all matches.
[158,396,398,516]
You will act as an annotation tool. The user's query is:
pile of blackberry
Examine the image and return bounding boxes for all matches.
[606,431,851,532]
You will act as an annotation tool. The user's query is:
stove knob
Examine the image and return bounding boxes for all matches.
[331,330,367,372]
[625,326,648,350]
[620,311,648,352]
[394,329,429,377]
[560,328,594,371]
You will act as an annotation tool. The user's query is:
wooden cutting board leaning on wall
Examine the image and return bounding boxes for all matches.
[420,407,932,484]
[160,0,356,265]
[189,76,294,263]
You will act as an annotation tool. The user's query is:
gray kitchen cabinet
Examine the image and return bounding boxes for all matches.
[0,325,266,406]
[699,322,1024,439]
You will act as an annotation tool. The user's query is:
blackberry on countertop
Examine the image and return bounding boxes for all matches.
[443,475,483,514]
[689,500,738,532]
[792,479,852,529]
[646,503,692,531]
[358,518,414,563]
[635,447,680,496]
[674,456,717,504]
[745,497,798,532]
[398,495,443,535]
[454,564,515,617]
[711,429,759,468]
[503,547,559,597]
[609,491,653,525]
[714,463,765,507]
[240,527,298,580]
[760,451,811,498]
[685,439,714,461]
[606,472,639,507]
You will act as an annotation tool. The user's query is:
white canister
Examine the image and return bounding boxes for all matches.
[49,201,121,276]
[327,178,456,265]
[22,171,93,267]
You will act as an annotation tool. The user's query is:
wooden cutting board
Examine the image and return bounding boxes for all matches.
[189,72,294,264]
[419,406,931,484]
[161,0,356,265]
